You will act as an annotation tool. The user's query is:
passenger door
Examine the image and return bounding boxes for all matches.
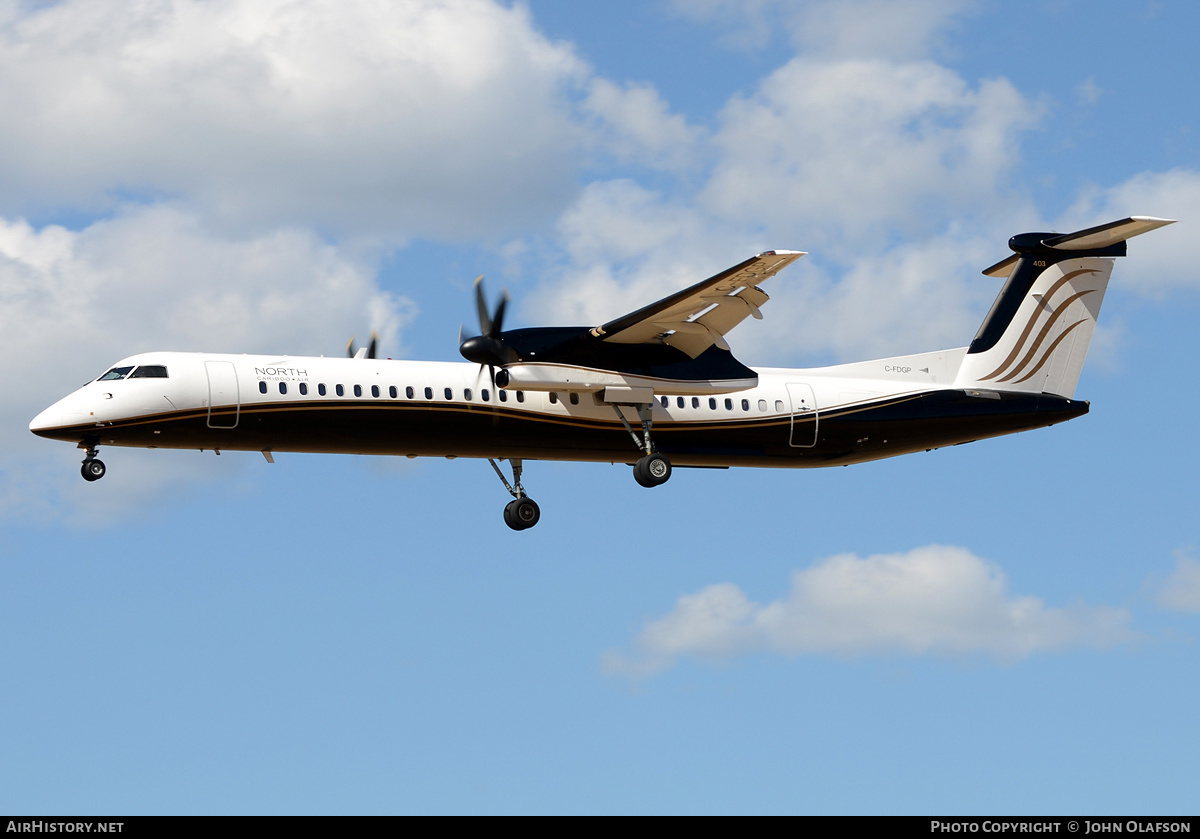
[786,382,817,447]
[205,361,240,429]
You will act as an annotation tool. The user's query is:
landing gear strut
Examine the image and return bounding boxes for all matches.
[611,402,671,488]
[80,441,106,482]
[489,457,540,531]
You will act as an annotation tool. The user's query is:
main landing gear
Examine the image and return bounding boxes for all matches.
[611,402,672,488]
[489,458,541,531]
[80,441,106,482]
[633,452,671,488]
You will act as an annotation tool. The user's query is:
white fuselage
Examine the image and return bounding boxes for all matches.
[29,345,1084,472]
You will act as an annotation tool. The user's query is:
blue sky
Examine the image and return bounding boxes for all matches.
[2,0,1199,814]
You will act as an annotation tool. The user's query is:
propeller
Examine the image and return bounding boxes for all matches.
[347,331,379,359]
[459,275,516,385]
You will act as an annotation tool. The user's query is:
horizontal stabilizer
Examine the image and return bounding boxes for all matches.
[982,216,1176,276]
[982,254,1019,278]
[1042,216,1175,250]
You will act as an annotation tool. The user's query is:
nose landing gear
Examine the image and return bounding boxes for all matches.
[80,441,106,482]
[489,458,540,531]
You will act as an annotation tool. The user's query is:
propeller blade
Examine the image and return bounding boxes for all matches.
[367,330,379,360]
[460,274,517,372]
[492,291,509,336]
[473,275,491,337]
[346,336,356,358]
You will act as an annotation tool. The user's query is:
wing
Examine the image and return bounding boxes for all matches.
[590,250,806,358]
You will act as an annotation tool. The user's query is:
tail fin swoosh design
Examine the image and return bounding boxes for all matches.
[976,269,1098,382]
[955,257,1113,398]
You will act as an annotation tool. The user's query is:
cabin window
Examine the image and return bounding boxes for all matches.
[129,365,169,378]
[569,392,579,405]
[299,383,308,395]
[660,396,668,408]
[336,384,345,396]
[516,391,525,403]
[499,390,507,402]
[353,384,362,397]
[775,399,785,412]
[725,398,733,410]
[709,398,717,410]
[259,381,267,394]
[424,387,433,400]
[691,397,700,408]
[97,366,134,381]
[742,399,750,411]
[371,385,379,398]
[549,392,558,404]
[444,387,453,400]
[318,384,327,396]
[758,399,767,412]
[676,397,685,408]
[482,389,490,402]
[464,388,473,401]
[406,386,414,399]
[279,383,287,394]
[389,386,397,398]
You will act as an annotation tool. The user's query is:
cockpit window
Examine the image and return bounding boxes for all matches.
[128,365,169,378]
[97,366,134,381]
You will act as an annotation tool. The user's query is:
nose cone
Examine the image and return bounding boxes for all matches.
[29,396,87,440]
[29,404,60,438]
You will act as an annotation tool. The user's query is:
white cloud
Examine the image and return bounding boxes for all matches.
[703,57,1037,253]
[0,0,586,239]
[604,545,1136,677]
[1,205,412,519]
[581,79,703,171]
[666,0,792,51]
[1156,550,1200,613]
[669,0,970,59]
[1077,77,1103,104]
[788,0,971,60]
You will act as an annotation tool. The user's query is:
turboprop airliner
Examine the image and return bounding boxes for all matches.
[30,216,1173,529]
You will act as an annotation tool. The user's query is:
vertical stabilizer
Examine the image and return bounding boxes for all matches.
[954,217,1174,398]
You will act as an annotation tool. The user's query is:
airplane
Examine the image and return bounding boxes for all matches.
[30,216,1174,530]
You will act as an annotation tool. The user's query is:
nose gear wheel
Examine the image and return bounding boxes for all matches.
[81,459,106,482]
[489,457,541,530]
[80,440,106,482]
